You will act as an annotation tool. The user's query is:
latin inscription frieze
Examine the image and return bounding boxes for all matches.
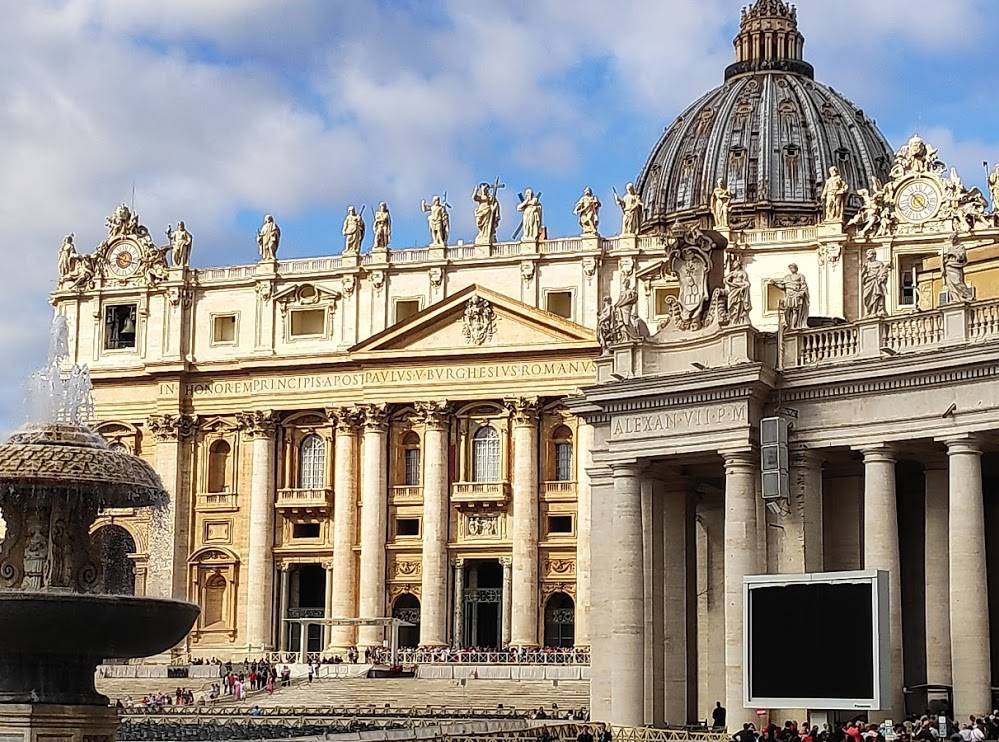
[611,403,747,440]
[167,360,596,399]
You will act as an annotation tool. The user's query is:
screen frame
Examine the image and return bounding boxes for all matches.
[743,569,889,711]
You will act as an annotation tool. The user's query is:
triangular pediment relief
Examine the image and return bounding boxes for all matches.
[350,284,595,356]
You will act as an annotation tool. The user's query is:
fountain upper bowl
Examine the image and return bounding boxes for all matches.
[0,423,167,508]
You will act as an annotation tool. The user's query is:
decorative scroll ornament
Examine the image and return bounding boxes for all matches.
[462,296,496,345]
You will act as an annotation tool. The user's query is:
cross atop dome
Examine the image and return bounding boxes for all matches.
[726,0,812,80]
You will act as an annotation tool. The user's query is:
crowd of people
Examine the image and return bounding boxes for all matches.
[391,646,592,664]
[731,714,999,742]
[116,688,198,709]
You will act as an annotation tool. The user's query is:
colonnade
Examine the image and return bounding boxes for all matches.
[600,438,993,728]
[233,401,591,655]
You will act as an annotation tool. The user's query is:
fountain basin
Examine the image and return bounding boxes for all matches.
[0,592,199,706]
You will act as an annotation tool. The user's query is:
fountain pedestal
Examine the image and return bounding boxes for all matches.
[0,705,118,742]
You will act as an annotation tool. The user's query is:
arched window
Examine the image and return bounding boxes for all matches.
[299,434,326,489]
[472,425,501,483]
[392,593,421,648]
[207,440,231,493]
[552,425,573,482]
[402,431,421,486]
[203,573,227,627]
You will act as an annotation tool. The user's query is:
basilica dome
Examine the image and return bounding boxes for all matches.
[636,0,893,231]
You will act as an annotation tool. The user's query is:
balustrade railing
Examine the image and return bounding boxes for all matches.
[275,488,333,509]
[393,648,590,665]
[738,225,817,245]
[392,484,423,499]
[541,481,577,498]
[197,265,256,283]
[447,245,477,260]
[785,298,999,368]
[491,242,525,258]
[451,481,510,503]
[389,248,432,264]
[541,237,585,255]
[196,492,238,510]
[279,257,343,274]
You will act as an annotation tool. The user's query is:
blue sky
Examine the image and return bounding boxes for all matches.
[0,0,997,432]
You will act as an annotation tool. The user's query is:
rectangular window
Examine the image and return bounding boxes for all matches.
[545,291,573,320]
[548,515,573,535]
[897,253,932,306]
[394,299,421,323]
[404,448,420,486]
[396,518,420,537]
[292,522,321,539]
[212,314,237,344]
[654,287,680,316]
[104,304,138,350]
[290,309,325,337]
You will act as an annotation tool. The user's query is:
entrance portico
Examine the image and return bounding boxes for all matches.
[574,314,999,728]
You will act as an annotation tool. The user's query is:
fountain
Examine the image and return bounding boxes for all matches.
[0,315,199,740]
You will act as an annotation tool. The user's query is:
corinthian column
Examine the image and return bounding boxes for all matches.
[358,404,390,649]
[723,450,758,730]
[507,397,540,648]
[611,462,645,727]
[329,407,362,650]
[501,556,513,647]
[239,410,278,651]
[145,414,196,601]
[944,437,991,718]
[575,419,593,648]
[861,445,904,720]
[453,558,465,647]
[417,401,450,647]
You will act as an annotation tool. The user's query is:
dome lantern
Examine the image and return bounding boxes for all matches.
[726,0,813,80]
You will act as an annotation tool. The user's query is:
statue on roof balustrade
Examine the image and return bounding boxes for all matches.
[942,231,975,303]
[988,164,999,214]
[614,183,643,235]
[573,187,601,236]
[342,205,366,255]
[257,215,280,261]
[517,188,543,241]
[821,166,849,222]
[57,234,77,284]
[473,181,502,244]
[167,221,192,268]
[421,195,450,246]
[373,202,391,249]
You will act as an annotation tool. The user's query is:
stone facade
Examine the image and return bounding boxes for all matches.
[46,0,999,730]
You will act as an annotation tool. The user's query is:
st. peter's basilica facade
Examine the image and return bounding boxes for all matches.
[48,0,999,730]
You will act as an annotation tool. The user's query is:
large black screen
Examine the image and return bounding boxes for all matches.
[749,582,874,701]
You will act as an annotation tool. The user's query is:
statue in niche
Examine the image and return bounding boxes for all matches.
[724,251,751,324]
[517,188,543,241]
[57,234,77,283]
[821,166,849,222]
[710,179,732,228]
[257,214,281,261]
[373,202,391,249]
[775,263,810,329]
[473,181,502,244]
[167,221,192,268]
[942,231,975,303]
[614,183,643,235]
[342,205,365,255]
[988,164,999,213]
[421,195,450,246]
[860,248,891,317]
[573,186,601,235]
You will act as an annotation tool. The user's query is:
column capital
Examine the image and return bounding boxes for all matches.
[414,400,450,430]
[499,556,513,567]
[278,562,291,573]
[942,435,983,456]
[360,403,389,433]
[147,413,198,441]
[452,556,465,568]
[789,448,824,468]
[721,449,756,472]
[505,396,539,426]
[857,444,896,464]
[322,560,334,571]
[237,410,278,439]
[611,460,645,478]
[329,405,364,434]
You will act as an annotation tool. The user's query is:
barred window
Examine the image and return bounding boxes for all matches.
[403,431,421,486]
[472,426,500,483]
[552,425,573,482]
[298,434,326,489]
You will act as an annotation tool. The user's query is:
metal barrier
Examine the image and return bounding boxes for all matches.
[611,727,730,742]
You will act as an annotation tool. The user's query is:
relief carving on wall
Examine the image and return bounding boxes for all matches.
[544,558,576,577]
[466,514,499,538]
[462,296,497,345]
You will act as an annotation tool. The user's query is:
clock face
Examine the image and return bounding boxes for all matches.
[896,179,941,224]
[107,241,142,278]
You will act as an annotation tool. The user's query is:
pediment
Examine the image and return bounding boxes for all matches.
[350,285,595,356]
